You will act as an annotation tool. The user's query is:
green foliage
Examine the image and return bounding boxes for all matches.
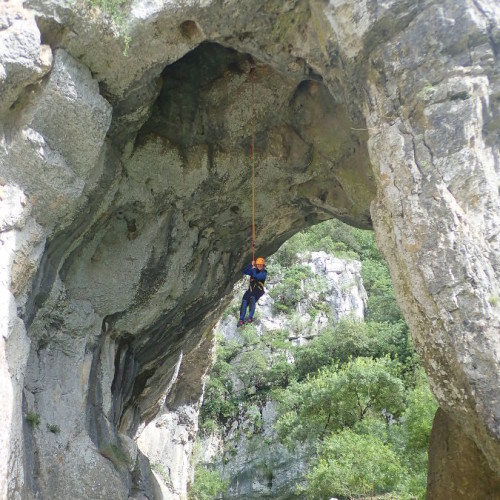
[85,0,128,21]
[302,429,405,499]
[261,328,290,351]
[26,411,41,427]
[269,264,313,312]
[236,350,268,389]
[275,357,406,446]
[46,423,61,434]
[199,418,217,435]
[403,371,438,451]
[267,355,296,388]
[362,258,404,322]
[293,319,412,380]
[189,466,229,500]
[240,325,260,346]
[361,258,391,292]
[214,334,239,363]
[270,219,381,268]
[199,373,238,428]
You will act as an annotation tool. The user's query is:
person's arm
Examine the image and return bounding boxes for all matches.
[249,268,267,281]
[242,264,253,275]
[255,269,267,282]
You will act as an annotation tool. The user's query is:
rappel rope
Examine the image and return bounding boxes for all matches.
[250,63,256,262]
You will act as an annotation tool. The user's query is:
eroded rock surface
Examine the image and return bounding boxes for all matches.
[0,0,499,498]
[428,409,500,500]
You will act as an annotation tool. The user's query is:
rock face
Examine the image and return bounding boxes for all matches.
[427,409,500,499]
[0,0,499,498]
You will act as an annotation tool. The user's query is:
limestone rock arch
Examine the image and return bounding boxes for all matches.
[0,0,499,497]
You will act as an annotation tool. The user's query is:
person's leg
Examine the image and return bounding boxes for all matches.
[239,298,248,321]
[248,296,257,321]
[239,291,250,323]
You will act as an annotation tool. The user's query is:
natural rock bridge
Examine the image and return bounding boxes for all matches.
[1,0,499,497]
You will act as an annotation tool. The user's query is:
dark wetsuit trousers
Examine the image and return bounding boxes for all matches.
[239,289,263,321]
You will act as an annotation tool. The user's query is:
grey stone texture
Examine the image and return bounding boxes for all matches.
[0,0,499,497]
[428,409,500,499]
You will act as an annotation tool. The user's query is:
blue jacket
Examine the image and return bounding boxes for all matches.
[242,264,267,297]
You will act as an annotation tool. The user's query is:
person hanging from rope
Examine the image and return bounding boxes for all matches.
[237,257,267,327]
[236,62,267,327]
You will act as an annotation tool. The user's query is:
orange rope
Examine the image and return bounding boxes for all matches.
[250,64,256,262]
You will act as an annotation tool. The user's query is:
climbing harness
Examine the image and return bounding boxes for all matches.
[250,62,256,262]
[249,277,265,293]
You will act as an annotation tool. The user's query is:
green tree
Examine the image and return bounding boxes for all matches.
[199,375,238,428]
[362,258,403,323]
[236,350,268,389]
[189,466,228,500]
[267,355,296,388]
[275,357,406,446]
[303,429,405,499]
[199,339,239,428]
[270,219,379,268]
[403,371,438,451]
[293,319,412,379]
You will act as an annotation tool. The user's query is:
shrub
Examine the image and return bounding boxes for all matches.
[198,418,217,435]
[189,466,228,500]
[269,264,313,312]
[26,411,41,427]
[236,351,268,389]
[240,325,260,346]
[199,376,238,426]
[261,328,290,351]
[267,356,296,388]
[303,429,405,499]
[46,423,61,434]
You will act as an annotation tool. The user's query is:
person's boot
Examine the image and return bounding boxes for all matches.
[246,318,253,324]
[237,319,245,327]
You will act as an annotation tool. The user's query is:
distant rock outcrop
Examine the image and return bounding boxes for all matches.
[0,0,499,497]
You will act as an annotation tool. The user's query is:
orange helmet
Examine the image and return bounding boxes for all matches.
[256,257,265,265]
